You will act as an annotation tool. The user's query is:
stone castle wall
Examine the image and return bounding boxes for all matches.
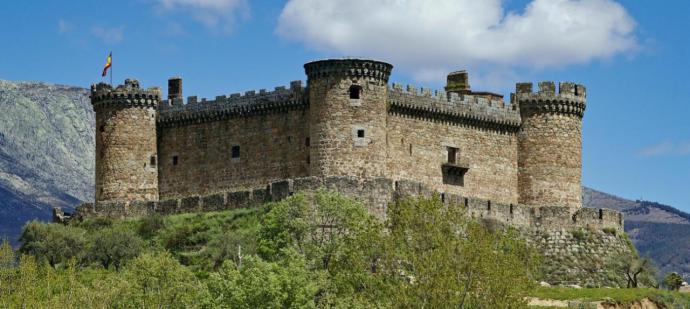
[516,82,587,208]
[386,84,521,204]
[92,81,160,202]
[306,60,392,179]
[71,176,623,231]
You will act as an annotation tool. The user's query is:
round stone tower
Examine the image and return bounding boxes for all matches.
[515,81,587,209]
[304,59,393,178]
[91,79,160,202]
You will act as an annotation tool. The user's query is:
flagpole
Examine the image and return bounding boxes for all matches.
[110,52,113,86]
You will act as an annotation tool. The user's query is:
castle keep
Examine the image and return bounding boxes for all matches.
[62,59,633,286]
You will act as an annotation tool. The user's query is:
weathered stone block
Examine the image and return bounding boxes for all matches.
[252,187,270,205]
[228,191,251,209]
[180,196,200,212]
[293,177,323,192]
[202,193,226,211]
[270,180,293,201]
[157,199,179,215]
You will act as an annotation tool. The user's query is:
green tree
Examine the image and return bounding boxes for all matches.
[118,251,207,308]
[258,191,384,307]
[19,221,86,267]
[87,226,144,270]
[205,250,316,309]
[205,229,257,269]
[664,272,684,291]
[379,196,538,308]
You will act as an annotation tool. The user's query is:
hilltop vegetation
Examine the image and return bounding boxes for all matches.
[1,192,540,308]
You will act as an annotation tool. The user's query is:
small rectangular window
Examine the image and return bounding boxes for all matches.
[150,156,157,167]
[172,155,178,166]
[305,137,310,147]
[357,129,365,138]
[447,147,458,164]
[232,145,240,158]
[349,85,361,99]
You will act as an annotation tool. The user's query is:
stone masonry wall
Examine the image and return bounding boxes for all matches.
[72,176,623,231]
[307,60,392,179]
[157,108,310,199]
[386,115,519,204]
[384,82,521,205]
[93,81,160,202]
[516,82,586,208]
[522,227,634,287]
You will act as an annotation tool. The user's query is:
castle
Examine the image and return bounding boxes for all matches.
[59,59,634,286]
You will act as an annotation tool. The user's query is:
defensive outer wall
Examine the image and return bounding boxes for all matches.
[56,59,633,287]
[56,176,630,287]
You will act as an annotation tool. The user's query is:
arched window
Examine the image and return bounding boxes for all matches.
[349,85,362,100]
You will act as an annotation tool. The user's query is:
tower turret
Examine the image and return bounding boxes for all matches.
[91,79,160,202]
[304,59,393,178]
[515,81,586,209]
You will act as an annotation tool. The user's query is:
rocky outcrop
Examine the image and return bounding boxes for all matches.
[0,80,94,244]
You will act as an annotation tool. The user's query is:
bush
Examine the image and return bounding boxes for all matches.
[117,252,206,308]
[571,229,587,241]
[87,227,144,270]
[603,227,617,236]
[19,221,86,267]
[206,251,316,309]
[664,272,683,291]
[137,214,166,238]
[78,217,113,231]
[162,224,197,251]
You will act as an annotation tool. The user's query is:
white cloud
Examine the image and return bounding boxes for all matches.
[156,0,249,34]
[58,19,72,34]
[277,0,637,85]
[91,26,125,43]
[637,141,690,157]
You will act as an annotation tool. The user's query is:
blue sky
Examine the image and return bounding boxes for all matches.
[0,0,688,211]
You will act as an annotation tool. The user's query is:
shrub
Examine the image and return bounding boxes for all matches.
[19,221,86,267]
[602,227,617,236]
[117,252,206,308]
[664,272,683,291]
[87,227,144,270]
[137,214,166,238]
[571,229,587,241]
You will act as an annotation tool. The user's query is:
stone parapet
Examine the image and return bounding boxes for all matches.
[513,81,587,118]
[388,84,521,131]
[66,176,623,232]
[304,59,393,83]
[157,82,307,127]
[91,79,161,110]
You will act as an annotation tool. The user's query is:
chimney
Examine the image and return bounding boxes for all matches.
[445,70,471,94]
[168,77,182,100]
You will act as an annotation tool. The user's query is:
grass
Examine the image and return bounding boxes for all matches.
[530,287,690,307]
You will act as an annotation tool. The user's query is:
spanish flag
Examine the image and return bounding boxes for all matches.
[102,52,112,77]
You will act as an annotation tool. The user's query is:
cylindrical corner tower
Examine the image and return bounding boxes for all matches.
[304,59,393,178]
[516,81,587,209]
[91,79,160,202]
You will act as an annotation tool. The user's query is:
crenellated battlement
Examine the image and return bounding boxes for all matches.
[512,81,587,118]
[90,79,161,110]
[65,176,623,232]
[304,59,393,83]
[387,82,521,131]
[157,81,308,127]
